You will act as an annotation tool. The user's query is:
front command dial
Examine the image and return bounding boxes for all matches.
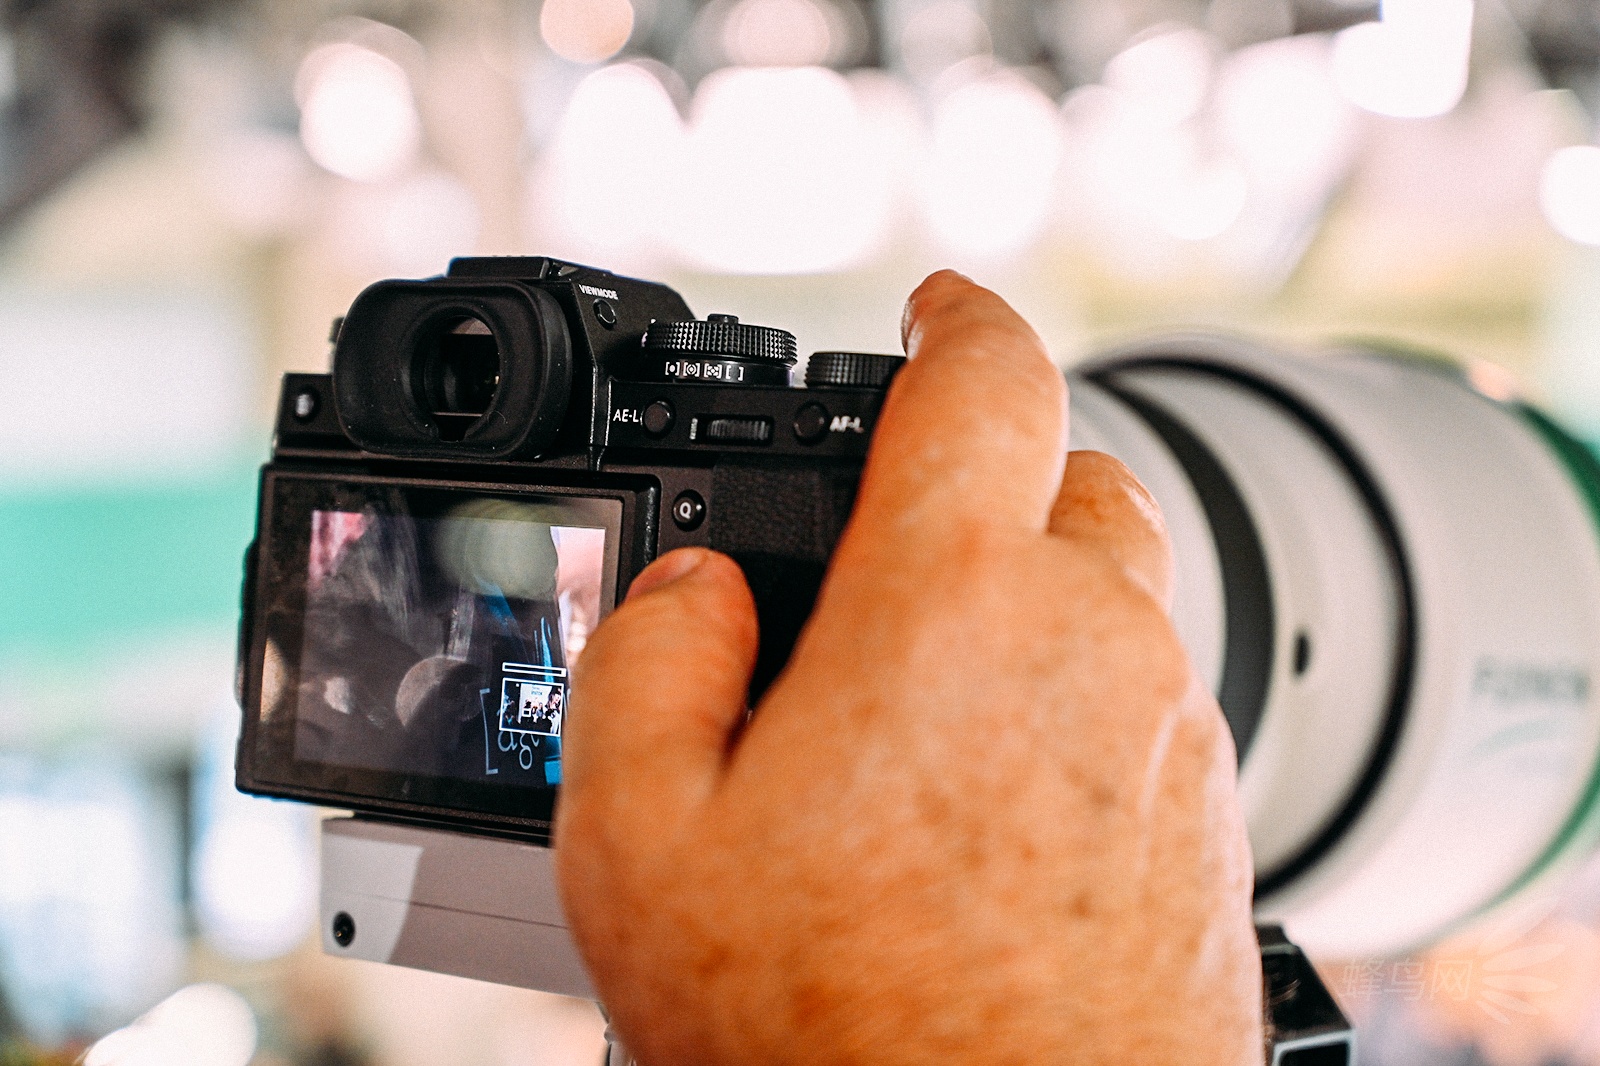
[644,314,797,387]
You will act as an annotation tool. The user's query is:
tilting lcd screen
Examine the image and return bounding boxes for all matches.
[292,498,611,789]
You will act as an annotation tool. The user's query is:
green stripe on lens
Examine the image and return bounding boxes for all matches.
[1481,404,1600,910]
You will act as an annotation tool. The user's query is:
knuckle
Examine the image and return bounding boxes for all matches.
[1054,547,1192,695]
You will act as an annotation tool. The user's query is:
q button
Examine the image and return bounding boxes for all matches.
[671,490,706,531]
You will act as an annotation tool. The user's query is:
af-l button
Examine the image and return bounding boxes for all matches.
[672,490,706,531]
[793,401,829,443]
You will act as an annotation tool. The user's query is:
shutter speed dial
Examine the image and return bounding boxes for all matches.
[644,314,797,387]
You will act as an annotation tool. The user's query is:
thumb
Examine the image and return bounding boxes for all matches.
[557,548,758,843]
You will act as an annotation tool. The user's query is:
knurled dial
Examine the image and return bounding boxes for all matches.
[645,314,798,366]
[805,351,906,389]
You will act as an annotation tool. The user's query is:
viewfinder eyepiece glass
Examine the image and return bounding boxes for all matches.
[416,315,501,441]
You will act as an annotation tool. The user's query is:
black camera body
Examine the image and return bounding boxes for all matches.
[236,256,903,839]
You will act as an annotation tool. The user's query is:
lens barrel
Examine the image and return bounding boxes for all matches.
[1075,336,1600,959]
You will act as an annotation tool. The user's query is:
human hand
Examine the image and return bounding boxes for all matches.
[555,272,1262,1065]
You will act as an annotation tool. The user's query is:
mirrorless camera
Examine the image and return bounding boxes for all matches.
[236,256,904,839]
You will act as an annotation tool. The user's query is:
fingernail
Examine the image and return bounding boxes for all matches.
[625,548,708,602]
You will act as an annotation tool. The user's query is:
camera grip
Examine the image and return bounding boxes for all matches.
[727,553,831,699]
[707,458,863,700]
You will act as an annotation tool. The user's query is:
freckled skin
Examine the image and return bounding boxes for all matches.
[556,273,1262,1066]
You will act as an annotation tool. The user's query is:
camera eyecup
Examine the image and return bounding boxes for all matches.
[332,279,573,460]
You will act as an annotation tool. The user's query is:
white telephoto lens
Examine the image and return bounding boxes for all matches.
[1070,336,1600,958]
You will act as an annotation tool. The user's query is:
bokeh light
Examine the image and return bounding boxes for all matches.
[920,72,1063,256]
[721,0,841,67]
[194,811,317,961]
[0,758,183,1044]
[1102,26,1215,130]
[540,61,685,261]
[1332,0,1475,119]
[296,42,422,182]
[669,66,892,273]
[380,172,482,275]
[1540,145,1600,246]
[898,0,991,81]
[191,702,317,963]
[84,983,257,1066]
[198,130,315,235]
[1065,86,1226,253]
[1216,35,1355,196]
[1163,163,1249,241]
[540,0,635,65]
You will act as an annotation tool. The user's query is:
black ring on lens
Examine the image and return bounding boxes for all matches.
[1087,376,1276,771]
[1094,357,1418,903]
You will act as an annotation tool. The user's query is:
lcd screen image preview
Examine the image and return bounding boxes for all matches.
[292,501,606,788]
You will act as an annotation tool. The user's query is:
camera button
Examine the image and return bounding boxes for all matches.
[671,491,706,531]
[793,402,829,444]
[593,299,618,329]
[292,386,321,423]
[643,400,675,436]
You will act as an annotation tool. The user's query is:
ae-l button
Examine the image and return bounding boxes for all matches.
[643,400,674,436]
[672,490,706,531]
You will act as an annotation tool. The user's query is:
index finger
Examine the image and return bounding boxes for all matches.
[846,271,1068,546]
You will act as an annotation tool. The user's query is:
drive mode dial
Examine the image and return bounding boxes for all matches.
[645,314,797,387]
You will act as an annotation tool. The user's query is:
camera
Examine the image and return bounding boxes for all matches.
[239,257,1600,986]
[236,255,903,839]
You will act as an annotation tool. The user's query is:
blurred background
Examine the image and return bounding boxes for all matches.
[5,0,1600,1062]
